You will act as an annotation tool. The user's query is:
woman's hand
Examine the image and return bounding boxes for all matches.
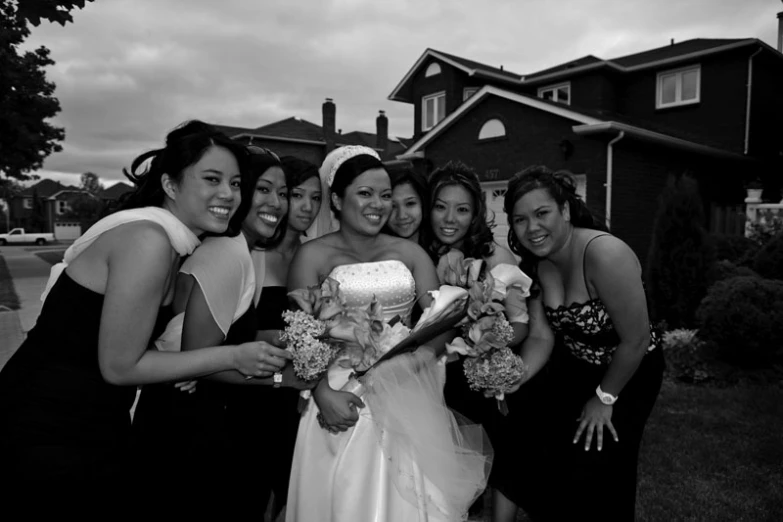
[313,379,364,432]
[232,341,292,378]
[281,364,316,390]
[573,396,618,451]
[256,329,284,347]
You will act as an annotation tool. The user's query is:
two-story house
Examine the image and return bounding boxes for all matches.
[389,34,783,262]
[213,99,409,168]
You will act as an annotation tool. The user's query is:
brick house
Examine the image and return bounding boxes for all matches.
[4,179,86,234]
[388,36,783,262]
[213,99,409,167]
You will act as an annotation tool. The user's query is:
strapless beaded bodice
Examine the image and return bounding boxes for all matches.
[328,260,416,324]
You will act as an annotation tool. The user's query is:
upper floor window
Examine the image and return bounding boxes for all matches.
[425,63,441,77]
[538,82,571,105]
[463,87,479,101]
[422,91,446,132]
[478,119,506,140]
[23,197,32,209]
[656,65,700,109]
[56,200,70,215]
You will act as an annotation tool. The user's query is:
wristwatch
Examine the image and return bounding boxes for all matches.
[273,372,283,388]
[596,385,618,405]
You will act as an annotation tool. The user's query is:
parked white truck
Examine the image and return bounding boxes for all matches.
[0,228,55,245]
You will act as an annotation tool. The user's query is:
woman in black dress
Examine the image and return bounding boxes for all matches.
[227,155,323,519]
[0,121,288,496]
[497,166,664,521]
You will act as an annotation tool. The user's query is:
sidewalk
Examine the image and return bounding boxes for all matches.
[0,251,51,370]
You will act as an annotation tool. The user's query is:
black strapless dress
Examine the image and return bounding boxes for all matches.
[0,272,169,490]
[225,286,300,512]
[131,303,257,494]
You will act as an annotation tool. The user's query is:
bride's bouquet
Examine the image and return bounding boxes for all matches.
[445,259,534,415]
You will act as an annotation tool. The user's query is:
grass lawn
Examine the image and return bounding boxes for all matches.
[0,255,21,310]
[471,378,783,521]
[35,250,65,265]
[636,379,783,521]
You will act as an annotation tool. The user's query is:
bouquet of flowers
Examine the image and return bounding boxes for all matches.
[282,277,347,386]
[447,262,533,415]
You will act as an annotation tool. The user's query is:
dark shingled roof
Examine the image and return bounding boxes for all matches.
[100,182,135,200]
[434,49,523,80]
[20,179,69,198]
[610,38,748,67]
[524,55,604,80]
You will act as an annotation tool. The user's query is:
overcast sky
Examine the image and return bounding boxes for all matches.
[22,0,781,187]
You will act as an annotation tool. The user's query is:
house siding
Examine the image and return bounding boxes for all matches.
[617,48,753,153]
[747,49,783,169]
[422,95,607,186]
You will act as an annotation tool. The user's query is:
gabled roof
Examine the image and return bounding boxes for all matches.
[521,38,765,85]
[19,179,69,198]
[523,55,604,81]
[610,38,748,67]
[400,85,750,162]
[100,182,135,200]
[388,48,523,103]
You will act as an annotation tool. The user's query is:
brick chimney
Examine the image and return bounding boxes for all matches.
[323,97,336,153]
[778,11,783,53]
[376,110,389,155]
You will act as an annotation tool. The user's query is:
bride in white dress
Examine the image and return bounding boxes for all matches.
[285,146,491,522]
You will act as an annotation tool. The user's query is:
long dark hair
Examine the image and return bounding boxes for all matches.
[382,168,430,246]
[329,154,386,220]
[424,160,495,262]
[281,156,319,189]
[245,147,288,249]
[117,121,249,234]
[504,165,607,278]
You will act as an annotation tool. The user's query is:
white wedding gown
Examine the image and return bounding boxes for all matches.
[286,260,490,522]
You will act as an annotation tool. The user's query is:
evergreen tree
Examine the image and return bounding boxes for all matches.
[646,173,716,329]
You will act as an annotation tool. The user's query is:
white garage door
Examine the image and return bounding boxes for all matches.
[55,222,82,241]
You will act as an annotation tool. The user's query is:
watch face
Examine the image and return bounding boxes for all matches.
[601,396,613,404]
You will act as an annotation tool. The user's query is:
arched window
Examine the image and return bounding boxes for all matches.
[478,119,506,140]
[425,62,441,77]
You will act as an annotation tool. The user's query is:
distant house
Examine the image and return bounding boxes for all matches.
[389,34,783,261]
[212,99,409,169]
[5,179,87,234]
[99,182,135,204]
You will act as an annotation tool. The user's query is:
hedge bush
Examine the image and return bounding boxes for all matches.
[696,276,783,367]
[752,233,783,281]
[712,234,758,264]
[712,260,757,283]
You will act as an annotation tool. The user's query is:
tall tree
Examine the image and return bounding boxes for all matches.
[80,171,102,195]
[0,1,95,181]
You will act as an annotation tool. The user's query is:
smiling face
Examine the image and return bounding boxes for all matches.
[511,187,571,258]
[430,184,474,249]
[388,182,423,240]
[164,145,242,236]
[242,166,288,241]
[333,167,392,236]
[287,176,322,233]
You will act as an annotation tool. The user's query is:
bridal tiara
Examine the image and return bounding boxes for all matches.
[321,145,381,188]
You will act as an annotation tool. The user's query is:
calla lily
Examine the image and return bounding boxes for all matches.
[446,336,472,356]
[415,285,469,332]
[489,264,533,299]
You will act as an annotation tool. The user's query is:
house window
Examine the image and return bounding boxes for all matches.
[538,82,571,105]
[656,65,700,108]
[23,198,32,209]
[422,91,446,131]
[478,119,506,140]
[56,200,70,215]
[425,62,441,77]
[463,87,479,101]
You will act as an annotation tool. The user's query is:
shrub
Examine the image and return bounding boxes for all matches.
[747,215,783,246]
[711,234,758,264]
[752,233,783,281]
[696,276,783,368]
[712,260,757,283]
[661,328,711,383]
[646,173,716,329]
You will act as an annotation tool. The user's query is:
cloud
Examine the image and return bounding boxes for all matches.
[20,0,780,182]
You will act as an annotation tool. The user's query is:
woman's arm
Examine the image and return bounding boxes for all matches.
[486,243,518,269]
[179,275,291,385]
[97,224,285,385]
[573,235,651,451]
[589,236,650,396]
